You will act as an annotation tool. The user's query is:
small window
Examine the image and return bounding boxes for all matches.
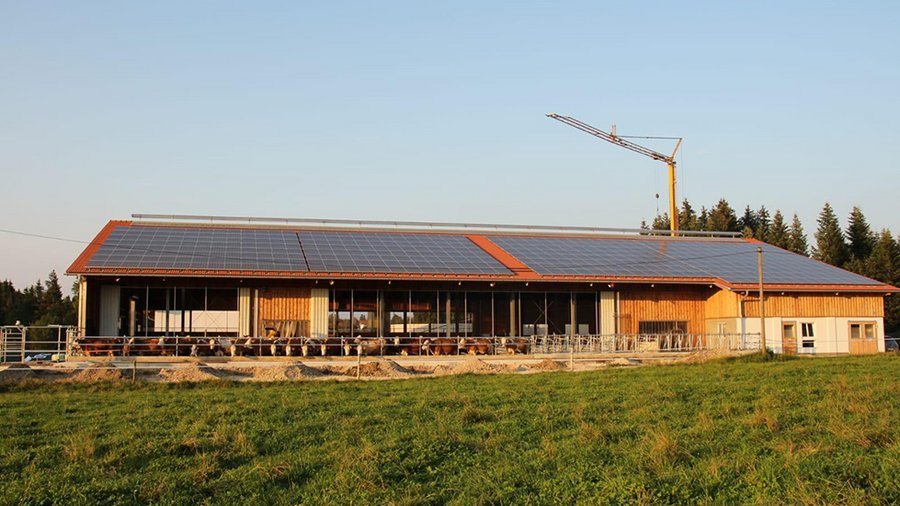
[801,323,814,338]
[864,323,876,339]
[783,323,796,339]
[851,322,876,340]
[801,340,815,348]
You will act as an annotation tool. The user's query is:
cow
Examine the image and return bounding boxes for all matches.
[422,338,457,356]
[71,337,121,357]
[501,337,530,355]
[461,337,492,355]
[354,337,386,356]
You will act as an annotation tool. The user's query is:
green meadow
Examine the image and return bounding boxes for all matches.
[1,355,898,505]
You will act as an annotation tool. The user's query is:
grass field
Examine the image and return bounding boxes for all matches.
[1,355,898,505]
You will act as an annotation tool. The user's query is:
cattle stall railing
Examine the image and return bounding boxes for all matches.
[60,333,761,360]
[0,325,78,363]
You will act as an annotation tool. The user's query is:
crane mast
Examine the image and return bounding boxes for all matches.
[547,113,683,235]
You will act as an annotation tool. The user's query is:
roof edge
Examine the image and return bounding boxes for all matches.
[66,220,131,275]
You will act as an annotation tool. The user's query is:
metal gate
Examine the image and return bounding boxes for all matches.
[0,325,76,363]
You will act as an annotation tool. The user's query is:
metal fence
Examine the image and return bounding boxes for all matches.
[0,325,77,363]
[0,326,761,363]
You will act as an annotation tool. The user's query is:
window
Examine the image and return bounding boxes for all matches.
[783,323,796,339]
[638,321,688,334]
[850,322,876,340]
[801,323,814,338]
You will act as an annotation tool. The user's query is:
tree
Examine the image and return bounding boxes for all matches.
[738,206,757,235]
[754,206,771,242]
[651,213,670,232]
[865,230,900,328]
[788,214,809,256]
[707,199,739,232]
[767,210,789,249]
[678,199,700,231]
[698,207,709,231]
[812,202,849,267]
[846,206,875,262]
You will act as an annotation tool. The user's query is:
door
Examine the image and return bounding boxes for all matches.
[849,322,878,355]
[782,322,797,355]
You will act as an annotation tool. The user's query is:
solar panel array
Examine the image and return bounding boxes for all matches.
[488,236,882,286]
[87,225,514,275]
[85,224,882,285]
[300,230,512,274]
[87,226,307,271]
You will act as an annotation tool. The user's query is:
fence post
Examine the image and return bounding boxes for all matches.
[356,345,362,380]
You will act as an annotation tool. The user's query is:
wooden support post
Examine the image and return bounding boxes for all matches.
[757,247,767,354]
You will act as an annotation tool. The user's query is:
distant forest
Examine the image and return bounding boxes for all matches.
[0,271,76,327]
[1,201,898,329]
[644,199,899,328]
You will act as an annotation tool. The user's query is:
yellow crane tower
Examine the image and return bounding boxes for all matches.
[547,113,683,235]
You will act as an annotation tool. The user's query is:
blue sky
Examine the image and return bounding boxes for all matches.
[1,1,898,289]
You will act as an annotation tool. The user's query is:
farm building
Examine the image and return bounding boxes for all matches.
[66,216,898,356]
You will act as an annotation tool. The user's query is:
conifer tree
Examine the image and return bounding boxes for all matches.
[865,230,900,328]
[698,207,709,231]
[707,199,739,232]
[767,210,789,249]
[754,206,771,242]
[738,206,757,235]
[678,199,700,231]
[787,214,809,256]
[651,213,670,232]
[846,206,875,262]
[812,202,849,267]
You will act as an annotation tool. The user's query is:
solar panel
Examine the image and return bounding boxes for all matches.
[87,226,308,271]
[300,230,512,274]
[488,236,882,286]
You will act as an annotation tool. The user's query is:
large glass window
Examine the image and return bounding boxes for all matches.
[493,292,514,337]
[409,292,437,336]
[352,291,379,337]
[120,286,238,337]
[384,291,408,336]
[328,290,352,337]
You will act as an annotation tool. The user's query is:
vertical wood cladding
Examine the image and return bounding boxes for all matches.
[741,294,884,318]
[618,286,708,334]
[257,288,311,336]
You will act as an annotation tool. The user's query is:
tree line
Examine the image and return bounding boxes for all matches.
[0,271,76,327]
[644,199,900,329]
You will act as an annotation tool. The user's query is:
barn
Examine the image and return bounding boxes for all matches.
[66,216,898,356]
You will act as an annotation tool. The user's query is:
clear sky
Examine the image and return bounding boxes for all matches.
[1,1,898,290]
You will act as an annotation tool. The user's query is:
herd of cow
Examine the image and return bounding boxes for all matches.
[68,335,532,358]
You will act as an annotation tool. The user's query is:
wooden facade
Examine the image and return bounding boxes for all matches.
[257,287,311,336]
[617,286,709,335]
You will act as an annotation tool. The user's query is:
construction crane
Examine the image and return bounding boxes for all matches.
[547,113,683,235]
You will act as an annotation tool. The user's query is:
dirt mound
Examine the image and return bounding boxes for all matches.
[676,349,737,364]
[527,359,566,372]
[249,363,328,381]
[0,366,38,382]
[64,364,127,382]
[347,360,415,378]
[158,364,221,382]
[436,358,502,375]
[608,357,642,367]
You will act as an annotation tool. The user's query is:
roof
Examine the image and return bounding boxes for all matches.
[67,220,899,293]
